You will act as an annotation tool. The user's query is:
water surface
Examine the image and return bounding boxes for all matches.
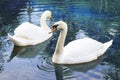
[0,0,120,80]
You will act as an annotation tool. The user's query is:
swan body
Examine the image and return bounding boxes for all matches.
[8,10,52,46]
[51,21,113,64]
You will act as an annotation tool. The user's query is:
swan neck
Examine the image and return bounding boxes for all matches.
[40,14,49,30]
[55,27,67,54]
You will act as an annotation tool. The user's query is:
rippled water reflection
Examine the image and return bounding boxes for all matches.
[0,0,120,80]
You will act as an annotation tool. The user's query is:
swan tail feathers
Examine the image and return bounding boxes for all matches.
[103,40,113,49]
[8,33,17,43]
[8,33,16,42]
[8,33,24,46]
[8,33,13,39]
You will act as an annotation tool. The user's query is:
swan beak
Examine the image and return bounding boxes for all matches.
[49,27,57,34]
[50,17,52,21]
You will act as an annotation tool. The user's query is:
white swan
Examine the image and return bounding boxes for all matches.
[8,10,52,46]
[50,21,113,64]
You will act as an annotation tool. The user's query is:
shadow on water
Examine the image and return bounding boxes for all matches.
[64,56,103,72]
[54,64,64,80]
[8,38,50,61]
[53,56,104,80]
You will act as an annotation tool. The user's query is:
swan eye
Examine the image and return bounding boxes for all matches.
[53,24,58,29]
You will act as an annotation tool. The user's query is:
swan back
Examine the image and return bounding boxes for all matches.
[14,22,47,40]
[62,38,113,64]
[10,22,52,46]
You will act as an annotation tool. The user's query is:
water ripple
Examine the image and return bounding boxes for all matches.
[37,56,55,72]
[0,36,14,61]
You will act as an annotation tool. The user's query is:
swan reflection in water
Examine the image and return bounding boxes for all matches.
[54,56,103,80]
[37,55,104,80]
[9,39,104,80]
[8,39,50,61]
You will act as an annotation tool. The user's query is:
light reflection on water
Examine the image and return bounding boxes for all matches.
[0,0,120,80]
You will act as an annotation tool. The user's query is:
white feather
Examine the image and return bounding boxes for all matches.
[52,21,113,64]
[8,10,52,46]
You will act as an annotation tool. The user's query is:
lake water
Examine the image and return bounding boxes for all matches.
[0,0,120,80]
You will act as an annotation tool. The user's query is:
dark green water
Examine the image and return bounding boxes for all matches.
[0,0,120,80]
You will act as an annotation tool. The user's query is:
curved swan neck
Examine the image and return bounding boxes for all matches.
[40,13,49,30]
[55,25,68,54]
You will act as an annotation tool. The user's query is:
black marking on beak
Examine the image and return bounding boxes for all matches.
[49,24,58,34]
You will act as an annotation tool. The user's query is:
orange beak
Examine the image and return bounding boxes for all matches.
[49,27,57,34]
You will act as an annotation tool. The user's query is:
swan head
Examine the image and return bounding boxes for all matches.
[42,10,52,21]
[49,21,68,33]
